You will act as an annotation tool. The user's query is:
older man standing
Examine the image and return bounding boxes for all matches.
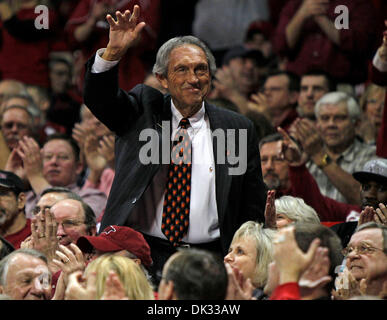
[83,5,267,283]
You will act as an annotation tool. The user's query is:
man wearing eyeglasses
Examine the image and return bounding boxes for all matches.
[50,199,96,248]
[343,222,387,298]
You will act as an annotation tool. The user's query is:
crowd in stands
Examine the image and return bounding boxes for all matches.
[0,0,386,302]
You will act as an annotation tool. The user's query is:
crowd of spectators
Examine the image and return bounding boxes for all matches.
[0,0,386,302]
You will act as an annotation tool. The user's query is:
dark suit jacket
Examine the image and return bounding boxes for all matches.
[83,56,267,254]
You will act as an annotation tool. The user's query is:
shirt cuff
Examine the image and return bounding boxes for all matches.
[91,48,120,73]
[373,51,387,73]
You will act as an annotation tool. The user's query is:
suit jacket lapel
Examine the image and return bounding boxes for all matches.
[205,102,232,224]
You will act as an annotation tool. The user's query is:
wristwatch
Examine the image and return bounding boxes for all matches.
[318,153,332,169]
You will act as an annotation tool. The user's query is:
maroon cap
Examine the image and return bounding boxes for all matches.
[76,225,152,267]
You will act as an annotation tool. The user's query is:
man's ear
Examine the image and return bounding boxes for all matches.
[155,73,169,91]
[164,280,175,300]
[17,192,26,211]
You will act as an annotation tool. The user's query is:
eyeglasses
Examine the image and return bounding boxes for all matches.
[58,219,84,230]
[342,242,384,257]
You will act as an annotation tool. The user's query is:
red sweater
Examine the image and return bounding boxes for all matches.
[0,8,58,87]
[371,66,387,158]
[288,164,360,222]
[4,219,31,249]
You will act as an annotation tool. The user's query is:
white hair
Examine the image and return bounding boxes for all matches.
[315,91,360,122]
[275,196,320,225]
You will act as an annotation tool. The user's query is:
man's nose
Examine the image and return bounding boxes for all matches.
[56,223,66,236]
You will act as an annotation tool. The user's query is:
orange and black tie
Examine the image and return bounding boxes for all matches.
[161,118,192,246]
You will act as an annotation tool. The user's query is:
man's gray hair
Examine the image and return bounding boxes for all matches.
[152,36,217,77]
[0,248,47,286]
[315,91,361,122]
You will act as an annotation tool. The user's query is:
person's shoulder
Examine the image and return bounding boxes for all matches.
[205,101,254,128]
[129,84,166,104]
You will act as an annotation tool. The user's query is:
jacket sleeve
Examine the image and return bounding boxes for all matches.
[270,283,301,300]
[289,164,360,221]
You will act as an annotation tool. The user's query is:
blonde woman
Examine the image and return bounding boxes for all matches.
[224,221,276,299]
[65,254,155,300]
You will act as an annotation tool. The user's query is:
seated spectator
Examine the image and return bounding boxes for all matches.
[292,92,379,204]
[273,0,380,85]
[357,84,386,145]
[26,84,67,139]
[0,248,52,300]
[0,0,59,88]
[22,197,96,297]
[1,104,35,151]
[7,133,107,219]
[334,222,387,299]
[46,57,82,134]
[224,221,276,299]
[261,70,300,130]
[64,254,154,300]
[73,105,115,198]
[259,133,292,196]
[268,222,343,300]
[0,79,27,107]
[296,70,335,121]
[264,195,321,229]
[76,225,153,285]
[244,20,277,68]
[208,46,267,115]
[0,170,31,249]
[31,186,82,217]
[158,248,228,300]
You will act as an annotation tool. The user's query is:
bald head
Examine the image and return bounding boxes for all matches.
[51,199,96,246]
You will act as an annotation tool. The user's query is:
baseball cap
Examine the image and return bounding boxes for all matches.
[222,45,267,67]
[0,170,25,194]
[76,225,153,267]
[353,159,387,186]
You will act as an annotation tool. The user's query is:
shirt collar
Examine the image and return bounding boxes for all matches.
[170,100,205,130]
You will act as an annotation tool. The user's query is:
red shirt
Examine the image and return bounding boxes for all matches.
[65,0,161,92]
[0,9,58,87]
[5,219,31,249]
[288,164,360,222]
[371,66,387,159]
[273,0,380,84]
